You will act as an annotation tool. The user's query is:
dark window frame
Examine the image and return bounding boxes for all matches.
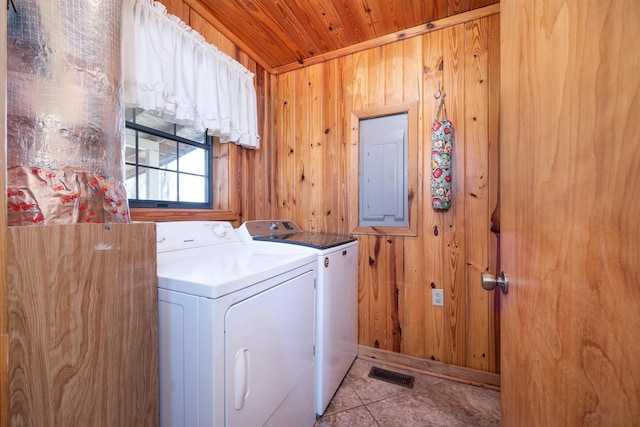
[125,110,213,209]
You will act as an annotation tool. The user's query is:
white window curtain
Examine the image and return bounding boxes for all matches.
[123,0,260,148]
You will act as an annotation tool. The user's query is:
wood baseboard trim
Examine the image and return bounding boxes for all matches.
[358,345,501,391]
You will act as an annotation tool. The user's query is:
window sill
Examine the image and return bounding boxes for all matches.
[130,208,239,225]
[351,225,417,237]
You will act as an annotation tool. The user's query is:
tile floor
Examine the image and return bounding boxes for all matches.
[314,358,500,427]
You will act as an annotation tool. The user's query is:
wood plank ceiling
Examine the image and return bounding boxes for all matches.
[187,0,499,72]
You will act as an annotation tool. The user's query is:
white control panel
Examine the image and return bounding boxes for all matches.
[156,221,238,252]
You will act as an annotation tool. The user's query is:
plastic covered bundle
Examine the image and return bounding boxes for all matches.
[6,0,130,225]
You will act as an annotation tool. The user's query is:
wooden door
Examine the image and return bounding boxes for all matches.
[500,0,640,425]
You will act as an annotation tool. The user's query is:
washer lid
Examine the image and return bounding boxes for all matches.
[239,220,356,250]
[253,231,356,250]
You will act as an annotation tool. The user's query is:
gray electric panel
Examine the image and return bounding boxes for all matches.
[359,113,408,227]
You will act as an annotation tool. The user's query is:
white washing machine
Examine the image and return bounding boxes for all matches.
[156,221,317,427]
[237,220,359,415]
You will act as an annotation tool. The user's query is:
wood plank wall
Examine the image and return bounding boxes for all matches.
[268,13,501,372]
[108,1,500,379]
[157,0,501,373]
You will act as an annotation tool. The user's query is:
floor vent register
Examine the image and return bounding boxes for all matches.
[368,367,415,389]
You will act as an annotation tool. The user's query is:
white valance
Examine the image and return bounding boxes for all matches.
[123,0,260,148]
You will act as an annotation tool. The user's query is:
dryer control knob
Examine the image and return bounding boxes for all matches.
[213,224,227,237]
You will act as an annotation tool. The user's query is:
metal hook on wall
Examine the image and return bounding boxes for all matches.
[434,80,445,100]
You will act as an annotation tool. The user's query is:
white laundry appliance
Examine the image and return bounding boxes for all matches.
[237,220,359,415]
[156,221,317,427]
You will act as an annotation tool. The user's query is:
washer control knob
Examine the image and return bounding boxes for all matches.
[213,224,226,237]
[270,222,278,230]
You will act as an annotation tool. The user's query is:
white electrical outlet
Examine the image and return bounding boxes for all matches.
[432,289,444,306]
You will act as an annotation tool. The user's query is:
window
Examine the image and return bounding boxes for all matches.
[125,107,213,208]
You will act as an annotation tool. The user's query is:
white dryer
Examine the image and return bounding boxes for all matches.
[156,221,317,427]
[237,220,359,415]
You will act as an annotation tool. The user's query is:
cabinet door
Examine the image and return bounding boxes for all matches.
[225,270,315,426]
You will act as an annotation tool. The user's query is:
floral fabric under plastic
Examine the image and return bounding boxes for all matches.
[431,96,454,210]
[7,166,130,226]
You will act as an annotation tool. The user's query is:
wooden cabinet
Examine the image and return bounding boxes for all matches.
[6,223,158,426]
